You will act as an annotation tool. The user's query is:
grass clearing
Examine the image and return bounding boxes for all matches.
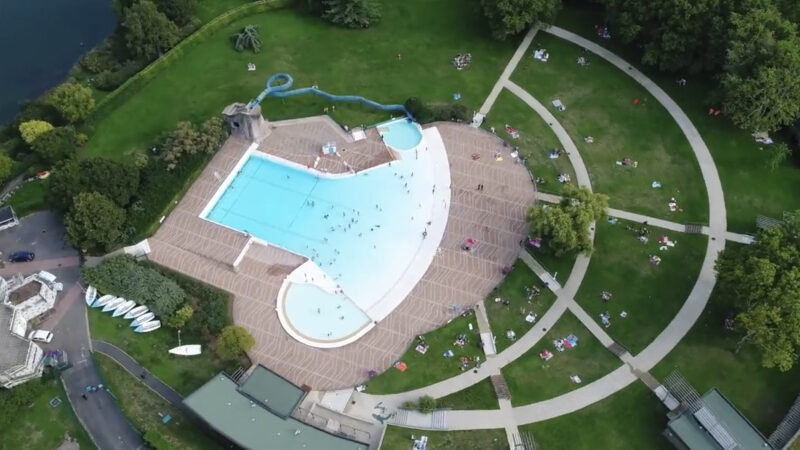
[88,307,236,395]
[381,426,508,450]
[436,378,499,410]
[366,314,484,395]
[574,218,706,354]
[502,311,621,406]
[511,34,708,223]
[482,89,575,195]
[527,246,576,285]
[0,378,94,450]
[6,179,49,218]
[485,260,556,353]
[83,1,516,160]
[93,354,217,450]
[553,5,800,233]
[521,382,670,450]
[652,287,800,434]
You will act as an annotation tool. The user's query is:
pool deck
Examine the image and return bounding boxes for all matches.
[147,116,537,390]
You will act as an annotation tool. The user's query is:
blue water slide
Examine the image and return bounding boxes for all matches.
[248,73,412,119]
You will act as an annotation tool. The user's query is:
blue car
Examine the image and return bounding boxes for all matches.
[8,251,35,262]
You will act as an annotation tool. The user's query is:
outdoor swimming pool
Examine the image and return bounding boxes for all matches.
[378,118,422,150]
[204,126,437,344]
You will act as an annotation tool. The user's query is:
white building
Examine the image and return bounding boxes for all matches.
[0,273,59,388]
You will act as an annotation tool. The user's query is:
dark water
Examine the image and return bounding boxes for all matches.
[0,0,117,125]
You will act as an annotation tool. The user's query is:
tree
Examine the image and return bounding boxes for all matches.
[232,25,262,53]
[155,0,196,26]
[603,0,732,73]
[527,186,608,255]
[215,326,255,360]
[48,82,95,124]
[721,4,800,132]
[322,0,381,29]
[715,210,800,371]
[123,0,180,60]
[165,304,194,328]
[18,120,54,145]
[48,158,141,211]
[766,142,792,171]
[162,118,227,170]
[31,127,77,165]
[0,154,13,181]
[65,192,126,252]
[480,0,561,41]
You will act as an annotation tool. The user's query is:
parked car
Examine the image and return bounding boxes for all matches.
[8,251,35,262]
[28,330,53,343]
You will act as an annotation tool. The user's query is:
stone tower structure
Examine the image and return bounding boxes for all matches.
[221,103,270,142]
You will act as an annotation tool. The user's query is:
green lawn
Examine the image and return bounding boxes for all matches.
[93,354,218,450]
[6,179,49,218]
[436,378,499,410]
[0,379,94,450]
[574,218,707,354]
[84,1,516,160]
[88,307,236,395]
[652,287,800,434]
[485,260,556,353]
[521,382,670,450]
[366,314,484,395]
[502,311,621,406]
[511,34,708,224]
[381,426,508,450]
[527,246,576,285]
[553,5,800,233]
[482,89,575,195]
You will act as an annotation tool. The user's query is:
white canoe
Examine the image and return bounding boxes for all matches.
[102,297,126,312]
[85,286,97,307]
[168,345,202,356]
[131,312,155,327]
[112,300,136,317]
[135,320,161,333]
[124,305,149,320]
[94,295,116,308]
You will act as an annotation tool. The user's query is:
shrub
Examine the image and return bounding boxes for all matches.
[215,325,255,360]
[82,255,187,317]
[65,192,126,252]
[232,25,262,53]
[418,395,436,413]
[81,43,122,74]
[0,154,14,182]
[322,0,380,28]
[161,117,227,170]
[403,97,469,124]
[94,60,146,91]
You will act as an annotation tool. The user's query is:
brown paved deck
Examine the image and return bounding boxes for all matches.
[148,118,536,390]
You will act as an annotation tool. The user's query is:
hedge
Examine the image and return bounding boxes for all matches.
[89,0,291,123]
[82,255,186,318]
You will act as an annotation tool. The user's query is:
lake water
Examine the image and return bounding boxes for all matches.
[0,0,117,124]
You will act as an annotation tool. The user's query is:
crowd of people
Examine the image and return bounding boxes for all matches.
[452,53,472,70]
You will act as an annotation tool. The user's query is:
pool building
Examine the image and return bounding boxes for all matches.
[147,102,536,389]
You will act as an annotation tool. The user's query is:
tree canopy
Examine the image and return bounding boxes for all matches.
[322,0,381,29]
[233,25,262,53]
[481,0,561,40]
[155,0,196,26]
[123,0,180,60]
[161,117,227,170]
[721,4,800,132]
[48,82,95,123]
[527,186,608,255]
[31,127,77,165]
[215,326,255,360]
[65,192,126,252]
[48,158,141,211]
[715,210,800,371]
[18,120,54,145]
[0,154,13,181]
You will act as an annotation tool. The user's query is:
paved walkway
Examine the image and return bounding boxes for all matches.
[92,340,185,409]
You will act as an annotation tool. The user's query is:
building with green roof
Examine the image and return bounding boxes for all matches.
[663,388,772,450]
[184,366,368,450]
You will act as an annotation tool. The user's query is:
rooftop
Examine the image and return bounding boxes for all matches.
[667,388,772,450]
[184,373,367,450]
[238,365,305,418]
[0,206,15,224]
[0,305,32,371]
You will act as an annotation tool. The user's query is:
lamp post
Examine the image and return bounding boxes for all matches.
[177,329,182,347]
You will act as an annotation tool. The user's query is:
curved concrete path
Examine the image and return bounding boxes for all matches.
[337,23,736,433]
